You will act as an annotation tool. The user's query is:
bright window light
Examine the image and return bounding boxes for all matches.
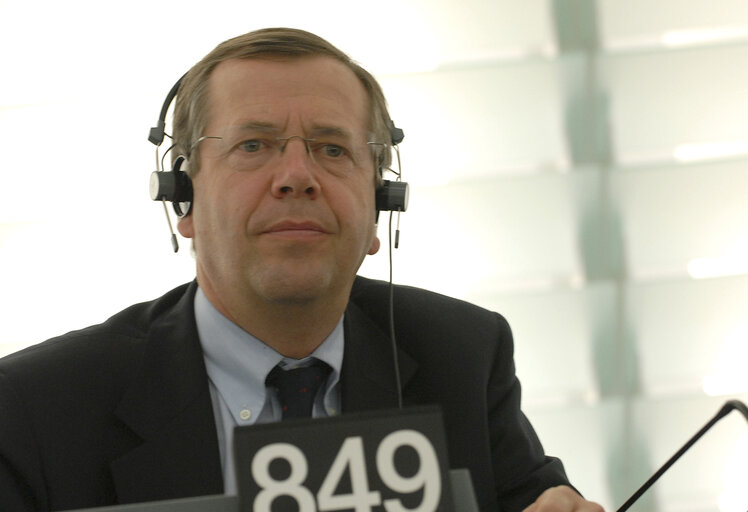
[701,326,748,396]
[702,372,748,396]
[717,434,748,512]
[661,26,748,47]
[687,256,748,280]
[673,140,748,162]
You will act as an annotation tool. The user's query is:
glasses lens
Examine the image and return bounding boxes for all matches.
[199,127,379,174]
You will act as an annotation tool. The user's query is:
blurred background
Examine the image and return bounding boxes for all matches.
[1,0,747,510]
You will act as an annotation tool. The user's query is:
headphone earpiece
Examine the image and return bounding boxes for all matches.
[149,155,193,217]
[376,180,409,213]
[375,120,409,215]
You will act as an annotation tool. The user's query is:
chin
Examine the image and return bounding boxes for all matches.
[254,272,338,304]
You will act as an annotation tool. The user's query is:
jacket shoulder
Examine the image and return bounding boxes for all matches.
[351,276,509,329]
[350,276,512,355]
[0,282,194,378]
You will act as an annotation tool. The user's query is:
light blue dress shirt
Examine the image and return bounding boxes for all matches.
[194,287,344,494]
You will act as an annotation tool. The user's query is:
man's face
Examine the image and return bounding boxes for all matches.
[178,56,380,316]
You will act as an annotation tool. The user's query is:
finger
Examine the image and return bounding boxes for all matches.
[522,502,537,512]
[525,485,605,512]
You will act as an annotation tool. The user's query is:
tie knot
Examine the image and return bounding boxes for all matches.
[266,359,332,419]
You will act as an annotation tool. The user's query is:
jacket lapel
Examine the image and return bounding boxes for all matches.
[107,280,415,502]
[340,301,418,413]
[111,282,224,503]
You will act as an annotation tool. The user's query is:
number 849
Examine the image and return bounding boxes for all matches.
[251,429,443,512]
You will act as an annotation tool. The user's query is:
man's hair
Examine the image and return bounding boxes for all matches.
[172,27,394,178]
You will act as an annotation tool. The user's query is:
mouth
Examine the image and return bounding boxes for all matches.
[262,220,330,239]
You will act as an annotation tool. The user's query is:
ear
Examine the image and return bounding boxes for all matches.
[177,214,195,239]
[367,236,381,255]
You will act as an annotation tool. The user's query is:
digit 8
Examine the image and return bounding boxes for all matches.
[252,443,317,512]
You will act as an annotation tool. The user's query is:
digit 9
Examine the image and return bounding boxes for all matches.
[376,430,442,512]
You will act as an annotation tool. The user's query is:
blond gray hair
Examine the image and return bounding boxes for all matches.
[172,27,394,180]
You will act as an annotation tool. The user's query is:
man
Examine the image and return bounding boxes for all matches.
[0,28,603,512]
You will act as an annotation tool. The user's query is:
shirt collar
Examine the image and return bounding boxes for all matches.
[194,287,344,424]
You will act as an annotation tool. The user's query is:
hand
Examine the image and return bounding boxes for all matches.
[523,485,604,512]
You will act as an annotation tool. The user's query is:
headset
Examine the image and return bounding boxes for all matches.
[148,74,409,252]
[147,71,409,407]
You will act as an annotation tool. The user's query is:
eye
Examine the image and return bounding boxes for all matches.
[238,139,264,152]
[320,144,346,158]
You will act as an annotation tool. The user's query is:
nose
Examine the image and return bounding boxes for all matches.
[271,136,321,199]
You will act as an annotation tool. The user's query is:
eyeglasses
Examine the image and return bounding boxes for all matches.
[191,129,387,176]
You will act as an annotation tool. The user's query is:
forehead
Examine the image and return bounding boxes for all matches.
[205,56,370,135]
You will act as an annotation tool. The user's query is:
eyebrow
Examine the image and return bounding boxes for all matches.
[235,121,281,134]
[232,121,356,140]
[308,125,353,140]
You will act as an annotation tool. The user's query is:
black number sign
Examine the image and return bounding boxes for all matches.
[233,406,454,512]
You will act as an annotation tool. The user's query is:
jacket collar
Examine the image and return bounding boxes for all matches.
[111,281,224,502]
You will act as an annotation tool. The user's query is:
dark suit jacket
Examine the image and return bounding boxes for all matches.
[0,277,570,512]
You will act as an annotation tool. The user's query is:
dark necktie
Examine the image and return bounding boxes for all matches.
[265,360,332,419]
